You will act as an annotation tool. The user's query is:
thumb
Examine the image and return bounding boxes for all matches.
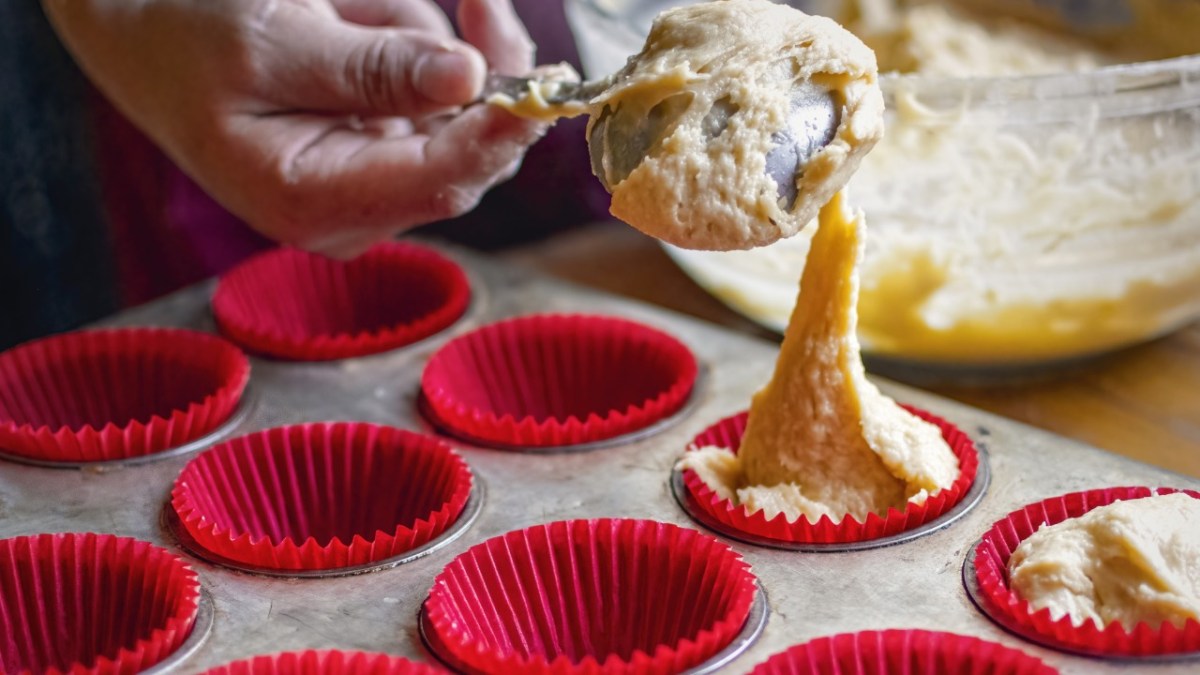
[259,7,487,117]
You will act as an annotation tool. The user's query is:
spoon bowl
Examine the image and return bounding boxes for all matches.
[586,82,841,201]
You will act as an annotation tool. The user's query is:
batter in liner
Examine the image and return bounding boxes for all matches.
[1009,493,1200,630]
[679,192,959,523]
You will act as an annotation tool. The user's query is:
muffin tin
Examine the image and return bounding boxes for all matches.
[0,241,1197,674]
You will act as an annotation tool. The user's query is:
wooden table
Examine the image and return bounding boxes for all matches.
[500,221,1200,479]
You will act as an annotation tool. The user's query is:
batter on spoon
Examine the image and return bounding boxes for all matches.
[492,0,885,251]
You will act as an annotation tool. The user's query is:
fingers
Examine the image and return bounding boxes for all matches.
[225,1,549,255]
[226,105,546,254]
[330,0,453,35]
[421,106,544,196]
[256,5,485,117]
[457,0,536,75]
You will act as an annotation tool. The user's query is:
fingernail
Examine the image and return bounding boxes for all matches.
[415,50,483,104]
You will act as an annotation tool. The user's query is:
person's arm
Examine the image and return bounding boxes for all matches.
[42,0,548,257]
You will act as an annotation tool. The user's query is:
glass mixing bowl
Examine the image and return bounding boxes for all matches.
[564,0,1200,377]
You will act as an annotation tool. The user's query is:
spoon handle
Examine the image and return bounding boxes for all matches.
[482,73,613,105]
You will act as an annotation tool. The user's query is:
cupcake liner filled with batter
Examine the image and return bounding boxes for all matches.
[419,314,697,448]
[170,422,473,572]
[0,532,200,675]
[212,241,470,360]
[679,405,979,545]
[969,486,1200,657]
[421,518,756,674]
[0,327,249,463]
[749,629,1057,674]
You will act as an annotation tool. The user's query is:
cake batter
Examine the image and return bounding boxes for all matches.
[497,0,961,523]
[679,193,959,523]
[493,0,885,251]
[1009,493,1200,630]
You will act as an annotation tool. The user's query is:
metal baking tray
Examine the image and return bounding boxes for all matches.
[1,241,1196,674]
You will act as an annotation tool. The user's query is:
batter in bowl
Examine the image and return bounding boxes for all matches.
[665,0,1200,366]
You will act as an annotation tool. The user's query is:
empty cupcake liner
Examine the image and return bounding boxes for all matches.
[171,422,473,572]
[420,314,698,448]
[422,518,757,674]
[0,328,250,463]
[970,486,1200,657]
[200,649,446,675]
[679,405,979,545]
[0,532,200,675]
[212,241,470,360]
[749,629,1058,674]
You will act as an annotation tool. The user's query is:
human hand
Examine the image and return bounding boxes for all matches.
[43,0,548,257]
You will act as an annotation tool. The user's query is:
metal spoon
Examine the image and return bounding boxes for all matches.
[483,73,614,106]
[764,81,841,211]
[486,74,840,210]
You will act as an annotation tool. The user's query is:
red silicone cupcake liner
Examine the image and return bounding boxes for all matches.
[0,532,200,675]
[422,518,756,674]
[0,328,250,463]
[420,314,698,447]
[200,650,447,675]
[749,630,1057,674]
[680,405,979,544]
[970,486,1200,657]
[212,241,470,361]
[171,422,473,572]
